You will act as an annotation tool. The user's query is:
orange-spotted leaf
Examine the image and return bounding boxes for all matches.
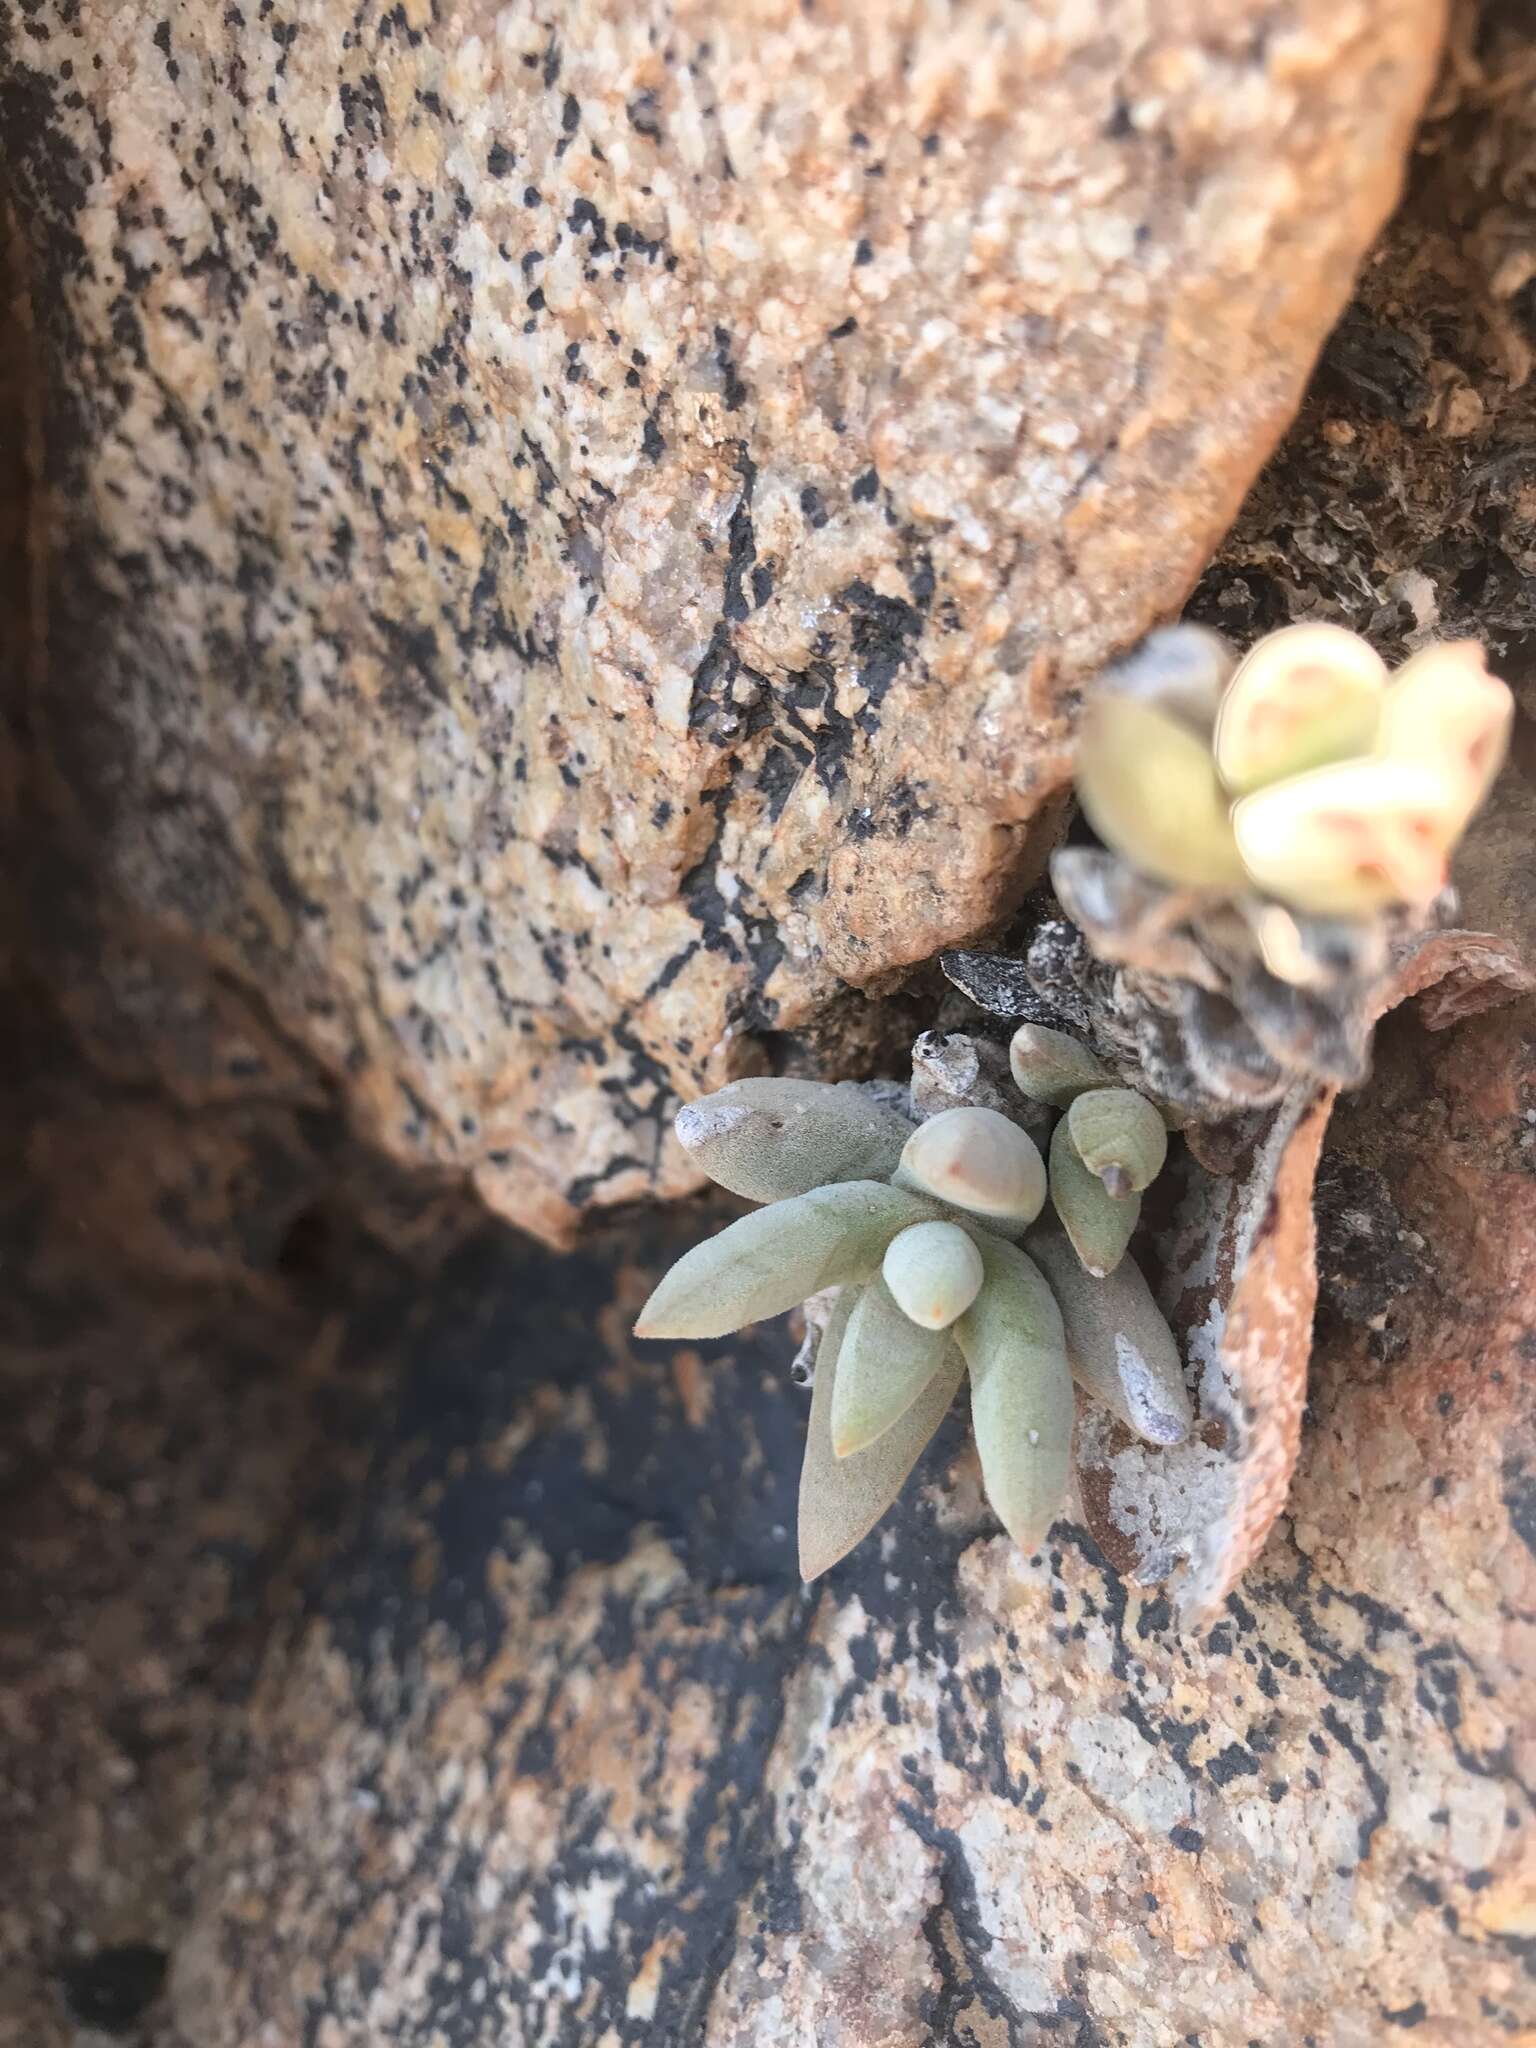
[1378,641,1513,831]
[1233,757,1458,916]
[1214,623,1386,796]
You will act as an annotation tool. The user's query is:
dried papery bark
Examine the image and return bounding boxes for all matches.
[1078,927,1533,1621]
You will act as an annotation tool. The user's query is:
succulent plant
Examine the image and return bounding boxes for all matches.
[943,623,1516,1120]
[636,1037,1192,1579]
[1077,622,1511,915]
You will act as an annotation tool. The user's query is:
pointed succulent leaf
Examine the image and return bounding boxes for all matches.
[956,1235,1074,1556]
[1076,691,1248,891]
[798,1288,965,1581]
[1049,1118,1139,1277]
[1214,622,1387,796]
[1027,1227,1192,1446]
[1007,1022,1115,1107]
[831,1275,950,1457]
[1378,640,1513,830]
[882,1219,985,1332]
[895,1106,1046,1227]
[674,1077,912,1202]
[634,1181,932,1340]
[1066,1087,1168,1195]
[1233,756,1458,915]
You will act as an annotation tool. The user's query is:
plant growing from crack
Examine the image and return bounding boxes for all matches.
[947,623,1515,1119]
[634,1044,1191,1579]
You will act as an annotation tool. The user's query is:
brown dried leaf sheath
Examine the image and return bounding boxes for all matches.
[1077,929,1533,1624]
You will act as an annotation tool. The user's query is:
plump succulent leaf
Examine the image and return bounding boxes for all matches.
[1233,757,1457,915]
[956,1235,1074,1555]
[798,1289,965,1581]
[895,1106,1046,1227]
[1066,1087,1168,1195]
[1378,640,1513,831]
[1008,1022,1115,1107]
[831,1275,950,1458]
[1027,1227,1192,1446]
[1214,622,1387,796]
[1048,1118,1139,1277]
[674,1077,912,1203]
[882,1219,985,1331]
[634,1181,932,1340]
[1076,692,1248,892]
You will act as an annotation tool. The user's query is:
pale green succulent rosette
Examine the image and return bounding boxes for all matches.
[640,1050,1193,1583]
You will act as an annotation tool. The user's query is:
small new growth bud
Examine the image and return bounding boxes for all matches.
[1066,1087,1168,1195]
[882,1219,985,1331]
[895,1106,1047,1227]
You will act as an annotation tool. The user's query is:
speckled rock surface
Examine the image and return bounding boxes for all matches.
[104,997,1524,2048]
[8,1004,1533,2048]
[0,0,1444,1242]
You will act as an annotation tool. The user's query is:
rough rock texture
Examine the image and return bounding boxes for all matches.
[8,6,1536,2048]
[0,0,1445,1242]
[5,991,1528,2048]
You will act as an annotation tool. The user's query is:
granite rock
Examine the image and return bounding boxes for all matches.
[146,998,1534,2048]
[0,0,1445,1241]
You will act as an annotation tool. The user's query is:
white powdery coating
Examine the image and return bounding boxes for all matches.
[1112,1333,1191,1447]
[1076,1406,1234,1586]
[675,1100,752,1152]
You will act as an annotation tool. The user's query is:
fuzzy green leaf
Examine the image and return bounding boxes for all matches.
[674,1077,912,1202]
[798,1290,965,1581]
[1007,1023,1115,1108]
[831,1275,949,1458]
[1049,1119,1139,1278]
[1027,1227,1192,1446]
[635,1182,933,1340]
[896,1105,1046,1226]
[956,1236,1074,1555]
[882,1219,985,1331]
[1076,692,1248,891]
[1066,1087,1168,1195]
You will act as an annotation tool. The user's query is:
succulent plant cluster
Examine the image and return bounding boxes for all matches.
[1033,622,1515,1113]
[1077,621,1510,916]
[635,1032,1191,1578]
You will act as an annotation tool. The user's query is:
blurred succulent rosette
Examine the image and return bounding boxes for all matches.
[1043,623,1514,1115]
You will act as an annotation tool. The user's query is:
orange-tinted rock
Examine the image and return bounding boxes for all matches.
[3,0,1445,1240]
